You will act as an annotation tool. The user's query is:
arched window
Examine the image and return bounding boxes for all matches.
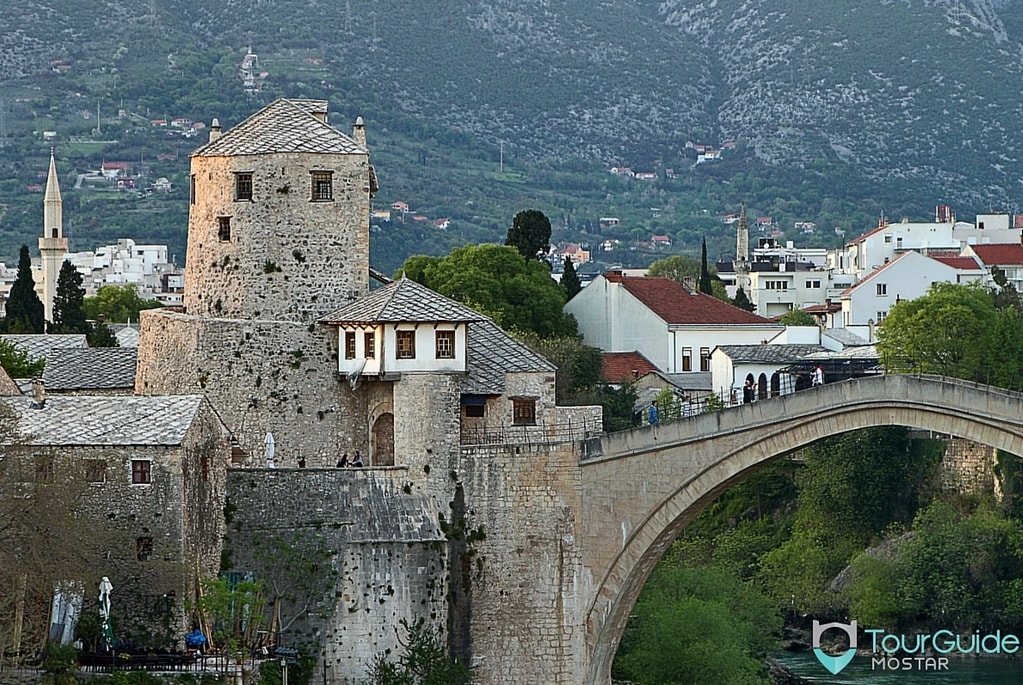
[757,373,768,400]
[372,413,394,466]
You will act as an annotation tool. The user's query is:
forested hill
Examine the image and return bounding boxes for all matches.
[3,1,1023,269]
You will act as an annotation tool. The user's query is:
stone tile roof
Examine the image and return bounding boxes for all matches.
[42,348,138,391]
[191,98,366,157]
[319,277,486,324]
[603,272,774,325]
[111,324,140,348]
[1,395,205,446]
[0,334,88,363]
[601,351,659,384]
[824,328,870,347]
[716,344,827,363]
[462,320,556,395]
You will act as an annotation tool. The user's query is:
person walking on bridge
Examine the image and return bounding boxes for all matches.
[812,365,824,387]
[648,400,659,426]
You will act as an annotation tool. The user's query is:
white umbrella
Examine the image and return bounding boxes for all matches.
[264,432,276,468]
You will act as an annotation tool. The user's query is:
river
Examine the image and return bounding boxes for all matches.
[774,651,1022,684]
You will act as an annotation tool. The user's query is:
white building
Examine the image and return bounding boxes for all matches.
[564,271,782,375]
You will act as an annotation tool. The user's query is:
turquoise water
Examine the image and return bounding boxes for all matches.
[774,651,1023,684]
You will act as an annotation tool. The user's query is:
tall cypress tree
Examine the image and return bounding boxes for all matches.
[699,238,714,295]
[52,260,90,334]
[562,256,582,299]
[3,245,45,333]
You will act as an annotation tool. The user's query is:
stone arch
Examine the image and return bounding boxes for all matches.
[770,371,781,397]
[372,412,394,466]
[757,373,768,399]
[580,377,1023,684]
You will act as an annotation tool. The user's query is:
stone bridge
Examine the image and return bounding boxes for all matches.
[573,374,1023,684]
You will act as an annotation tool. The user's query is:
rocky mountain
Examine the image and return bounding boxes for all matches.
[2,0,1023,263]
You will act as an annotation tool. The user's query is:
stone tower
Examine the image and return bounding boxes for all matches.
[184,98,374,321]
[734,202,751,297]
[39,151,68,323]
[137,99,377,462]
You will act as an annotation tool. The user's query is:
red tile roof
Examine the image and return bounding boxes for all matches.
[604,272,774,325]
[601,351,659,384]
[971,244,1023,266]
[932,256,981,270]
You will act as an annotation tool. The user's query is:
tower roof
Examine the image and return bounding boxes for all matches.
[191,99,367,157]
[44,151,61,203]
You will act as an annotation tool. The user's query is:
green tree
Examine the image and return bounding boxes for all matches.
[779,309,817,327]
[613,557,780,685]
[699,238,713,295]
[82,284,163,323]
[732,287,754,312]
[400,244,577,337]
[648,255,702,283]
[368,617,470,685]
[505,209,551,260]
[3,246,44,333]
[51,261,89,334]
[0,338,45,378]
[561,257,582,299]
[87,319,119,348]
[877,282,1023,386]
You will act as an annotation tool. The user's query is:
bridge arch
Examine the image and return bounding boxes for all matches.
[579,375,1023,684]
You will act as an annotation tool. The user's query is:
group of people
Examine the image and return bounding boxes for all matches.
[337,451,364,468]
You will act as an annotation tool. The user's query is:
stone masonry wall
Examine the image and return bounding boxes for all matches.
[136,309,365,465]
[225,468,447,685]
[185,151,371,322]
[940,437,996,495]
[455,441,586,685]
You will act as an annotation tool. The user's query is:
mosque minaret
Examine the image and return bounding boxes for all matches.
[39,150,68,324]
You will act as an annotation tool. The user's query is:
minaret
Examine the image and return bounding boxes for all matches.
[39,150,68,324]
[735,203,751,296]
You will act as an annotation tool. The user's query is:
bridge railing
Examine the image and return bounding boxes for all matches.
[460,417,603,448]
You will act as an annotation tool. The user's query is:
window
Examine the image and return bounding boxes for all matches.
[884,235,892,243]
[136,536,154,561]
[805,279,821,289]
[396,330,416,359]
[235,172,253,201]
[765,280,789,290]
[217,216,231,242]
[681,347,693,372]
[34,455,54,483]
[464,404,485,418]
[700,347,711,372]
[345,331,356,360]
[85,459,107,483]
[512,399,537,425]
[876,311,888,322]
[876,283,888,296]
[364,331,375,359]
[311,171,333,201]
[189,174,196,205]
[435,331,455,359]
[132,460,152,485]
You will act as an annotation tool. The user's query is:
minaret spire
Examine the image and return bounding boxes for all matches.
[734,202,751,296]
[39,149,69,325]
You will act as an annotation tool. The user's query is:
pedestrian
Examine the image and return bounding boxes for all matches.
[351,451,364,467]
[337,453,349,468]
[648,400,659,426]
[743,379,755,404]
[812,365,824,387]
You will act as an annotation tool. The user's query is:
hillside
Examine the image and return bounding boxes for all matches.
[2,1,1023,272]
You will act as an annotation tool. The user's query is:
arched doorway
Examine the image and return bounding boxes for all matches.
[770,371,781,397]
[757,373,768,400]
[372,413,394,466]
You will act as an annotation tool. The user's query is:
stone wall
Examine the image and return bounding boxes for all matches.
[940,437,996,496]
[136,309,365,465]
[185,151,370,322]
[225,468,448,684]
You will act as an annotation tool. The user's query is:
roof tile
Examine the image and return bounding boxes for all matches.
[604,273,774,325]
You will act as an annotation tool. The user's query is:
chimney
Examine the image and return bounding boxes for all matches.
[31,379,46,408]
[208,118,222,143]
[352,116,367,148]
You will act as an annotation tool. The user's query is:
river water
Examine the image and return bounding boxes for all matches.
[774,651,1023,684]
